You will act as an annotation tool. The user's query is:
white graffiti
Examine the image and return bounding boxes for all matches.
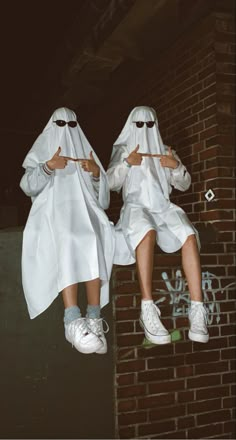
[155,270,236,324]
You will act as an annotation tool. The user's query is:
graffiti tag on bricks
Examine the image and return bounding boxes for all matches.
[155,270,236,324]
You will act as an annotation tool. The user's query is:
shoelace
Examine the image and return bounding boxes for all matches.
[143,303,164,332]
[87,318,109,336]
[189,304,208,330]
[70,317,89,337]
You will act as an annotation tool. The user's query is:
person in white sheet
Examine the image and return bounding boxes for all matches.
[107,106,209,345]
[20,107,115,354]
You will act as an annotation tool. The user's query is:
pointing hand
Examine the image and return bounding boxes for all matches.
[126,145,142,166]
[79,151,100,178]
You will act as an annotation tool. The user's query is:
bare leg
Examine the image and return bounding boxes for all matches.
[182,234,203,301]
[62,283,78,308]
[85,278,100,305]
[136,230,156,300]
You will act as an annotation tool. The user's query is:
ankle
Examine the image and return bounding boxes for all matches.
[86,304,101,319]
[64,305,81,325]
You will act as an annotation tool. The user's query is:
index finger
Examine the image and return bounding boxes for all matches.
[63,156,82,162]
[140,153,162,158]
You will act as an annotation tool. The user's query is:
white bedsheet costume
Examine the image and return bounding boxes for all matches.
[20,107,115,319]
[107,106,199,265]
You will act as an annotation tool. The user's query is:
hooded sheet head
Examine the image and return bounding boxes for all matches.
[113,105,166,156]
[22,107,101,169]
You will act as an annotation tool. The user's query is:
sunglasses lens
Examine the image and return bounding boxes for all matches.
[136,121,144,128]
[68,121,77,127]
[55,120,66,127]
[146,121,155,128]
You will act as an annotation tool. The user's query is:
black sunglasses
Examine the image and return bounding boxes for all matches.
[53,120,77,127]
[133,121,155,128]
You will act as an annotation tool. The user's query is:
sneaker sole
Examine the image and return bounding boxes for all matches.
[188,330,209,343]
[65,335,103,354]
[96,346,107,354]
[140,319,171,345]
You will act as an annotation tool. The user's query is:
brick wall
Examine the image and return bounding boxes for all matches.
[103,8,235,439]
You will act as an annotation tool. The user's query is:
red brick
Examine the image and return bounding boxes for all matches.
[154,431,187,439]
[115,270,133,281]
[223,420,236,435]
[200,125,218,141]
[118,399,136,412]
[188,397,222,414]
[116,321,134,334]
[187,374,221,389]
[222,372,236,384]
[223,396,236,408]
[178,390,195,403]
[119,426,135,439]
[196,385,230,400]
[148,354,185,369]
[150,404,186,421]
[117,384,146,399]
[137,343,174,358]
[187,423,223,438]
[175,342,193,354]
[138,368,174,383]
[149,379,185,395]
[178,415,195,430]
[117,359,145,374]
[138,420,176,436]
[116,309,139,321]
[117,347,136,361]
[116,282,139,294]
[138,393,175,409]
[185,350,220,365]
[197,409,231,425]
[115,296,134,308]
[221,348,236,360]
[118,410,147,426]
[117,334,143,347]
[117,373,135,386]
[195,360,229,375]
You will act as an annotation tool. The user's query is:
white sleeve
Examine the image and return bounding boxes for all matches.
[90,170,110,210]
[20,163,54,197]
[91,175,100,197]
[106,146,130,192]
[170,151,191,192]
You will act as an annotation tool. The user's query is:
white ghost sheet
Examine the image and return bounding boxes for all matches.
[107,106,199,264]
[20,107,115,318]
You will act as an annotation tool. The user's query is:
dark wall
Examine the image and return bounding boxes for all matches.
[0,230,115,439]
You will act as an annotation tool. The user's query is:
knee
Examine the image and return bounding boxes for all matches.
[146,229,156,242]
[183,234,197,248]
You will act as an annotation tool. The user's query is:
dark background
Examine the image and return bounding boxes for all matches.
[0,0,222,226]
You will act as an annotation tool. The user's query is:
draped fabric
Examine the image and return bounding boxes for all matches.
[107,106,199,264]
[20,107,115,318]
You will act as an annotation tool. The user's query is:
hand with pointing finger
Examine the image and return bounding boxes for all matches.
[126,145,142,166]
[79,151,100,178]
[140,147,179,169]
[159,147,179,169]
[46,147,68,170]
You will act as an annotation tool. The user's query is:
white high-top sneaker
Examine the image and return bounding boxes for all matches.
[188,302,209,343]
[86,318,109,354]
[140,301,171,345]
[65,318,103,354]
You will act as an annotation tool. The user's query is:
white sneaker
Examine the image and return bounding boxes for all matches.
[86,318,109,354]
[65,318,103,354]
[188,303,209,343]
[140,302,171,345]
